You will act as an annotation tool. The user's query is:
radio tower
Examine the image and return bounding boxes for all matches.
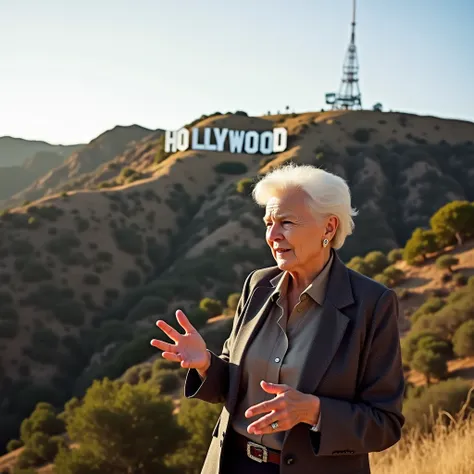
[325,0,362,110]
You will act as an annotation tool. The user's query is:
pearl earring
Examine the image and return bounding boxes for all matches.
[323,238,329,248]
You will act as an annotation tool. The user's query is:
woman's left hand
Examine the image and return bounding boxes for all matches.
[245,381,320,435]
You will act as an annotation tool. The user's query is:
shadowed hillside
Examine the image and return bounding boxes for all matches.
[0,136,82,167]
[0,152,68,203]
[2,125,159,209]
[0,109,474,456]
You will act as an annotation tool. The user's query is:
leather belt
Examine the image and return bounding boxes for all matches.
[233,430,281,465]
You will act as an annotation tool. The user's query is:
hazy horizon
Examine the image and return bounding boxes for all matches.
[1,0,473,145]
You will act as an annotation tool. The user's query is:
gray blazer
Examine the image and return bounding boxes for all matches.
[185,249,405,474]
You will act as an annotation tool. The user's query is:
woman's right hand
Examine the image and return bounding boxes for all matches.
[150,309,211,375]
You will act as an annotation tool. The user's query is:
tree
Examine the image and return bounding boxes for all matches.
[387,248,403,264]
[226,293,241,311]
[346,256,371,276]
[199,298,223,318]
[372,102,383,112]
[403,228,440,264]
[436,255,459,273]
[411,349,448,385]
[381,266,405,287]
[56,378,186,473]
[166,398,222,474]
[452,320,474,357]
[430,200,474,246]
[19,402,65,445]
[364,251,389,276]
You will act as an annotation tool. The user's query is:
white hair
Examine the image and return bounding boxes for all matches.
[252,163,358,249]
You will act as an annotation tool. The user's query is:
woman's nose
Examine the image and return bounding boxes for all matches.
[267,224,282,241]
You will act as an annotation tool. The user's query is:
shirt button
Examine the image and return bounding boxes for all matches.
[274,357,281,363]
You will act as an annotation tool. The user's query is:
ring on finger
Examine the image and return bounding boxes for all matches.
[271,421,279,430]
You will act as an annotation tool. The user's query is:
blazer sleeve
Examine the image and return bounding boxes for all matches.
[310,288,405,455]
[184,269,256,404]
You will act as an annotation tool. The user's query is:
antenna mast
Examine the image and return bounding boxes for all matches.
[325,0,362,110]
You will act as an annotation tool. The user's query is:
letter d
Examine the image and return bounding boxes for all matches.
[273,128,288,153]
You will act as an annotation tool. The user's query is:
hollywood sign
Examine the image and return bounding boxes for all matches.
[164,127,288,155]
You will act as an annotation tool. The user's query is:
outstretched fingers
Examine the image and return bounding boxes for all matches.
[175,309,196,333]
[156,319,183,342]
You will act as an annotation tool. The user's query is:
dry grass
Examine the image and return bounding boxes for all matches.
[371,390,474,474]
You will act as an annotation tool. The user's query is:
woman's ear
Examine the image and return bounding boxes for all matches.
[325,215,339,238]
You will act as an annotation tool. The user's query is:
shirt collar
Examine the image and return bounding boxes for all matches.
[270,251,334,306]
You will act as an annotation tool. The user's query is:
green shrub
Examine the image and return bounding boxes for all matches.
[83,273,100,285]
[364,251,389,276]
[411,349,448,384]
[75,217,90,232]
[410,297,445,325]
[430,200,474,247]
[153,369,182,394]
[373,273,392,287]
[381,265,405,286]
[34,205,64,221]
[436,255,459,273]
[452,320,474,357]
[403,378,474,431]
[213,162,248,175]
[199,298,223,318]
[401,330,441,365]
[15,446,41,469]
[387,248,403,263]
[52,302,85,327]
[31,328,59,350]
[96,251,113,263]
[403,228,441,264]
[10,239,34,256]
[227,293,241,311]
[123,270,142,288]
[21,262,53,283]
[453,272,468,286]
[104,288,120,300]
[45,233,81,255]
[352,128,371,143]
[6,438,23,452]
[113,227,144,255]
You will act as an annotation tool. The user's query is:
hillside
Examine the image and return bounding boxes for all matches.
[0,109,474,453]
[1,240,473,473]
[0,136,82,167]
[0,152,68,203]
[1,125,159,209]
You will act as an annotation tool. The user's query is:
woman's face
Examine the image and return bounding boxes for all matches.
[263,188,334,275]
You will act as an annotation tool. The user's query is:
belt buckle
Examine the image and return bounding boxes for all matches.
[247,441,268,463]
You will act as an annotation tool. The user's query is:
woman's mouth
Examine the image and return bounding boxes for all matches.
[275,248,290,254]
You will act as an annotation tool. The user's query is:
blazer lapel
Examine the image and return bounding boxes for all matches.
[295,250,354,395]
[295,301,349,395]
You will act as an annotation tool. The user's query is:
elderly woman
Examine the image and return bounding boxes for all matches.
[151,163,405,474]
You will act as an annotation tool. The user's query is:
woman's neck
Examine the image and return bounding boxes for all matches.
[288,250,331,294]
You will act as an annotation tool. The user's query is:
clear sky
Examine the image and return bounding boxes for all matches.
[1,0,473,145]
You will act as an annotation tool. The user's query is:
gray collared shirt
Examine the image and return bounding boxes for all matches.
[231,252,334,451]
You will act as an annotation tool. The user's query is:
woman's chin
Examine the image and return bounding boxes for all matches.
[275,255,293,270]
